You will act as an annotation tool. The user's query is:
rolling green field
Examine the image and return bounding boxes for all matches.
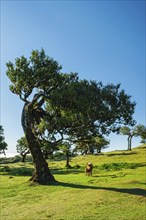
[0,145,146,220]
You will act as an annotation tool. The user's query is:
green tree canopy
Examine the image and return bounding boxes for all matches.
[0,125,8,156]
[6,49,136,184]
[16,136,29,162]
[90,136,110,154]
[135,125,146,144]
[59,142,72,168]
[120,124,146,150]
[74,135,109,154]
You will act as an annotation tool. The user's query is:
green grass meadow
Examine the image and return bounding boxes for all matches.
[0,145,146,220]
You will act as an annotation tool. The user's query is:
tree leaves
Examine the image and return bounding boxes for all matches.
[0,125,8,155]
[6,49,136,144]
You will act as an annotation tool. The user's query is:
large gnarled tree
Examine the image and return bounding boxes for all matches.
[6,49,136,184]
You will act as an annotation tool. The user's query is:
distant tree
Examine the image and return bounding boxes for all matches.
[16,137,29,162]
[41,142,53,159]
[6,49,136,184]
[59,142,72,168]
[75,141,89,155]
[140,135,146,144]
[41,140,59,159]
[91,136,109,154]
[120,124,146,150]
[0,125,8,156]
[136,125,146,144]
[74,135,109,154]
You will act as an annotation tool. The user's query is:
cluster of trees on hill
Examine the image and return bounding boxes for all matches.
[1,123,145,163]
[16,135,110,166]
[4,49,145,184]
[16,123,146,165]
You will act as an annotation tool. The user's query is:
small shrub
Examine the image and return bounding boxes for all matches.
[0,166,10,172]
[0,155,21,164]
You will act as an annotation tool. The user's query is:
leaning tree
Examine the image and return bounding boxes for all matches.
[6,49,136,184]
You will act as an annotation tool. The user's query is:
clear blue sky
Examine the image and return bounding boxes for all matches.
[1,0,145,155]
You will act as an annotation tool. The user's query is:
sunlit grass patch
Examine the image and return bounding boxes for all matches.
[0,145,146,220]
[96,162,143,171]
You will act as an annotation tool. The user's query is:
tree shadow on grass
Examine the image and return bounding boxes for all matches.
[0,166,82,176]
[51,168,83,175]
[1,166,145,197]
[1,162,145,176]
[52,181,146,197]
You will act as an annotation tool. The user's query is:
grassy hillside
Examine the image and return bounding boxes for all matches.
[0,145,146,220]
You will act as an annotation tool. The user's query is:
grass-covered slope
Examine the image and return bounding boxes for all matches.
[0,145,146,220]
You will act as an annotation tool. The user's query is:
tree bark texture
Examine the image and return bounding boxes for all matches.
[21,102,55,184]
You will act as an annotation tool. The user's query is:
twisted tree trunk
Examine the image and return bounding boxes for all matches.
[21,102,55,184]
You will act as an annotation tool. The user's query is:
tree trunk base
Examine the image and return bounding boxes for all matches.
[29,171,56,184]
[65,164,72,169]
[29,161,56,184]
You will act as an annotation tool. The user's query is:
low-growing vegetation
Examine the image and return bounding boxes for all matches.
[0,145,146,220]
